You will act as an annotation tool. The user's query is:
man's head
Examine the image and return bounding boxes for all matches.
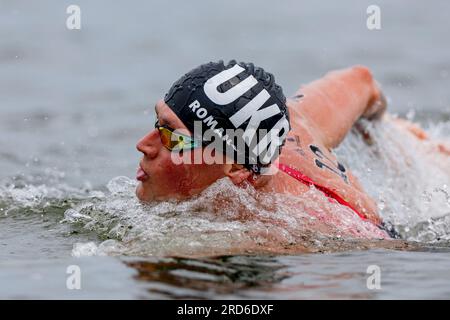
[136,60,290,201]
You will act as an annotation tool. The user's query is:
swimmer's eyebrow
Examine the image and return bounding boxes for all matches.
[154,104,177,128]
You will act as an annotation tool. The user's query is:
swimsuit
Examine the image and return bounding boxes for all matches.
[277,163,402,239]
[277,163,368,220]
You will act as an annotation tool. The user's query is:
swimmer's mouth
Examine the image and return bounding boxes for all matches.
[136,162,150,182]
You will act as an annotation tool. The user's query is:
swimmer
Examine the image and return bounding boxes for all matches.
[135,60,448,232]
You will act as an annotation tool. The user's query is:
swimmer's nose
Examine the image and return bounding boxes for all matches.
[136,129,159,159]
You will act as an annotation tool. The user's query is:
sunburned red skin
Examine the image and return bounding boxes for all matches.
[136,99,227,201]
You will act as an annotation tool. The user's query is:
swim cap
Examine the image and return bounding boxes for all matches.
[164,60,290,174]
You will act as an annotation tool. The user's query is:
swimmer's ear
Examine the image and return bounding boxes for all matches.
[223,164,252,185]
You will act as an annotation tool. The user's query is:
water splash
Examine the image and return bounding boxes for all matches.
[336,115,450,242]
[0,170,104,216]
[62,175,388,258]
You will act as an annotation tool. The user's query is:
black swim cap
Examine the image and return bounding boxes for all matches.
[164,60,290,174]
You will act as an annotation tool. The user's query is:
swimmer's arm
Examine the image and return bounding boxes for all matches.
[292,66,383,149]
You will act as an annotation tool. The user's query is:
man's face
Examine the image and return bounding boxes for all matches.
[135,99,227,202]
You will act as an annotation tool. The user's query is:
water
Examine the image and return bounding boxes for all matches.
[1,0,450,299]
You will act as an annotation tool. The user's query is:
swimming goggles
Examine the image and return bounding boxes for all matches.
[155,121,201,151]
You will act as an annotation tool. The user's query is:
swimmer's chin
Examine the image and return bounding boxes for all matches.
[135,183,151,202]
[135,183,200,202]
[135,183,179,202]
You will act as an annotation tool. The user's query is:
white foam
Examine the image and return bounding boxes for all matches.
[63,175,387,257]
[336,115,450,241]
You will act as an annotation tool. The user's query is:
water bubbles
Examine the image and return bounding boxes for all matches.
[377,198,385,211]
[0,170,109,219]
[406,109,416,121]
[422,190,432,203]
[106,176,137,195]
[61,175,390,257]
[63,208,92,223]
[188,241,203,248]
[72,242,99,257]
[336,115,450,242]
[71,239,128,257]
[428,185,450,207]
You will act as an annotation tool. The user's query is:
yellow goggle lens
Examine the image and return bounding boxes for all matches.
[158,126,197,151]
